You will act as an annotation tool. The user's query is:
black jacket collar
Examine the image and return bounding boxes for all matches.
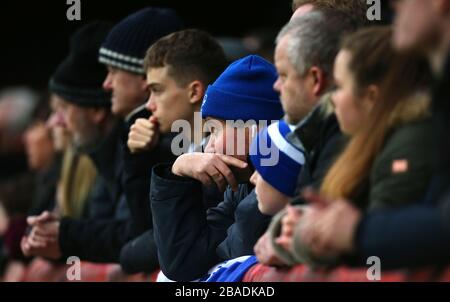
[88,120,124,193]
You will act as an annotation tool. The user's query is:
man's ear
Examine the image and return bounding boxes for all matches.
[309,66,327,97]
[188,80,206,105]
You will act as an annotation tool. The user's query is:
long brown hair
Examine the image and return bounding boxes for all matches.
[58,147,97,218]
[320,26,431,201]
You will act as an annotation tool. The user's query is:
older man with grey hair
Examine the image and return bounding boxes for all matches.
[254,9,359,266]
[275,9,357,186]
[275,10,356,126]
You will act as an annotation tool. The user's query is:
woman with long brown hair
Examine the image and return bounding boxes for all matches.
[320,26,433,210]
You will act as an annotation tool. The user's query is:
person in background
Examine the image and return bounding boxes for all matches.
[291,0,367,26]
[22,8,183,272]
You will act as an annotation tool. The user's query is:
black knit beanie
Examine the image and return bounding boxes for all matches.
[49,21,113,108]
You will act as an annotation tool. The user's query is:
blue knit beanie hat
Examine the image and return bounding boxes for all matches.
[250,120,305,197]
[99,7,183,74]
[201,55,284,122]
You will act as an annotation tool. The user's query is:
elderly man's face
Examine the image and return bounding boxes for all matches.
[103,66,148,118]
[54,95,105,152]
[273,35,318,125]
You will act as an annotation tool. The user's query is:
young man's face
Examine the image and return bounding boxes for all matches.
[274,34,317,125]
[145,66,198,134]
[103,66,148,118]
[204,119,252,162]
[393,0,441,52]
[204,118,254,182]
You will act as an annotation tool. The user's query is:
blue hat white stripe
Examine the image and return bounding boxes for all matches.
[250,120,305,197]
[267,122,305,165]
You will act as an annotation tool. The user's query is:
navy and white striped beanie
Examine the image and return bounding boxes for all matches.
[250,120,306,197]
[99,7,183,75]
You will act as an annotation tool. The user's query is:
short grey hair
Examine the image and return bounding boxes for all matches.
[276,10,358,77]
